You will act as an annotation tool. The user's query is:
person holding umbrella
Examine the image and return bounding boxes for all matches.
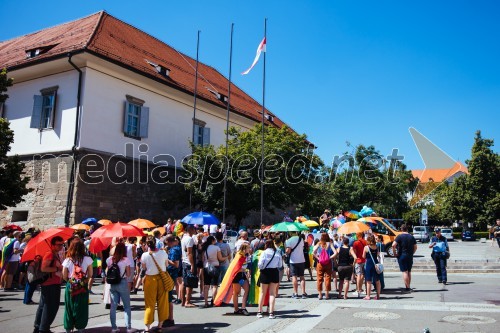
[33,236,64,333]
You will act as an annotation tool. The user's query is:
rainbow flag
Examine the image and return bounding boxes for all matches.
[214,251,246,306]
[0,238,14,273]
[248,250,269,306]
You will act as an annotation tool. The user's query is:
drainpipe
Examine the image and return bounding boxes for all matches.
[64,53,83,226]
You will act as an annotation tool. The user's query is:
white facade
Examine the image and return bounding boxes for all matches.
[5,53,257,165]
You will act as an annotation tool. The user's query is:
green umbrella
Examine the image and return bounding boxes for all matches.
[269,221,309,232]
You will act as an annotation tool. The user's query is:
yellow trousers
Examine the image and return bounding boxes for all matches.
[144,274,169,325]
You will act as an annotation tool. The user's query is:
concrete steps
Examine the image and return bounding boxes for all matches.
[382,257,500,273]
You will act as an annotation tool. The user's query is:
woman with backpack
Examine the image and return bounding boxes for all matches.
[105,242,133,333]
[62,240,93,333]
[312,233,336,300]
[201,235,227,308]
[335,237,357,300]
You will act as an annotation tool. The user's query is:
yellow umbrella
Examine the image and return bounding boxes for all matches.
[98,219,113,226]
[337,221,370,235]
[129,218,156,229]
[301,220,320,228]
[70,223,90,231]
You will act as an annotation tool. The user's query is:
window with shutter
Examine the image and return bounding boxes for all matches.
[192,120,210,146]
[123,95,148,139]
[31,87,57,130]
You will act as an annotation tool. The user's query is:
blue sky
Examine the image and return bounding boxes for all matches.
[1,0,499,169]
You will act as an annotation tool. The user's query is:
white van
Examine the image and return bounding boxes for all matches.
[413,226,431,243]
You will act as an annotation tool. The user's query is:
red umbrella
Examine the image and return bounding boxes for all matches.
[3,224,23,231]
[89,222,145,253]
[21,227,74,262]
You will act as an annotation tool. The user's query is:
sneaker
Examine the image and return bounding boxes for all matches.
[256,312,263,318]
[301,294,307,299]
[269,313,275,319]
[291,293,298,299]
[240,308,250,316]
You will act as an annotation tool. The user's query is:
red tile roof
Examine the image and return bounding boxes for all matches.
[411,161,469,183]
[0,11,289,130]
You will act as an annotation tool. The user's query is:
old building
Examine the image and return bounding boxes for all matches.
[0,12,290,228]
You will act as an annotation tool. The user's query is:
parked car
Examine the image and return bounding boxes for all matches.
[440,228,454,241]
[368,217,402,257]
[461,230,476,241]
[224,229,239,248]
[413,226,431,243]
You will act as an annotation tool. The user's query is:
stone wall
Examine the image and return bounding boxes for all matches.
[0,154,71,229]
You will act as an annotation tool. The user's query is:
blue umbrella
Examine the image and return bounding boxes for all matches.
[82,217,98,225]
[181,212,220,225]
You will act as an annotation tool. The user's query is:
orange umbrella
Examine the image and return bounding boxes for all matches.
[21,227,74,262]
[98,219,112,226]
[153,227,166,235]
[70,223,91,231]
[129,218,156,229]
[337,221,370,235]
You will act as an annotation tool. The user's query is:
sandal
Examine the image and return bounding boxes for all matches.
[269,312,275,319]
[363,296,371,300]
[184,303,197,308]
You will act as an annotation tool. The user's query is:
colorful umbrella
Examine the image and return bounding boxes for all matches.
[360,206,374,217]
[269,222,309,232]
[89,222,146,253]
[2,224,23,231]
[343,210,360,219]
[70,223,91,231]
[173,222,184,236]
[181,212,220,225]
[82,217,98,225]
[337,221,370,235]
[330,219,343,228]
[357,217,379,225]
[301,220,320,228]
[21,227,74,262]
[98,219,112,226]
[128,218,156,229]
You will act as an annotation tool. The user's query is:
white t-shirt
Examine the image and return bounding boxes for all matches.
[62,256,94,276]
[126,243,136,265]
[209,224,218,234]
[9,240,21,262]
[106,256,133,277]
[258,248,283,269]
[285,236,305,264]
[204,244,221,267]
[220,223,226,235]
[141,250,168,275]
[0,236,7,249]
[181,234,195,265]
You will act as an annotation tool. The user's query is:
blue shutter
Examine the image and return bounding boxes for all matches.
[193,124,200,145]
[139,106,149,138]
[123,101,130,134]
[203,127,210,146]
[30,95,43,129]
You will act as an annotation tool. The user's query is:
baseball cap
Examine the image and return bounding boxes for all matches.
[435,228,441,233]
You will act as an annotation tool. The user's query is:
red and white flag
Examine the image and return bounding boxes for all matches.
[241,37,266,75]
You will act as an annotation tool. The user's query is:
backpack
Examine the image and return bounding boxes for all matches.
[318,246,331,266]
[106,260,124,285]
[68,259,88,297]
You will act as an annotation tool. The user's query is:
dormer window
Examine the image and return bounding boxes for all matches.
[145,59,170,77]
[25,44,57,59]
[206,88,228,103]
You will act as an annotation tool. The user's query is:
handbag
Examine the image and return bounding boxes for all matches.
[367,246,384,274]
[205,249,217,276]
[150,252,174,292]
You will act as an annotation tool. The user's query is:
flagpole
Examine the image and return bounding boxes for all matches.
[260,18,267,226]
[190,30,201,211]
[223,23,234,225]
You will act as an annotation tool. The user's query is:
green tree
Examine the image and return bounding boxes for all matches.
[0,69,31,210]
[181,125,323,224]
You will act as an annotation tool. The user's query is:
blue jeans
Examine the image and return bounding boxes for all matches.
[219,265,229,284]
[432,252,447,283]
[110,279,131,330]
[24,282,37,304]
[34,284,61,332]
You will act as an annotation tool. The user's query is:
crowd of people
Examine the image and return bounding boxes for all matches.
[0,217,499,332]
